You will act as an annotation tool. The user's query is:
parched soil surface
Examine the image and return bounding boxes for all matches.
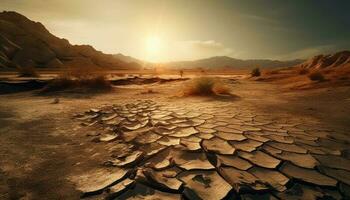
[0,78,350,200]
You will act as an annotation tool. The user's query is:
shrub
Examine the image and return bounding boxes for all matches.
[42,67,111,92]
[251,68,261,77]
[17,66,39,77]
[298,68,309,75]
[212,83,231,95]
[183,77,231,96]
[308,71,325,82]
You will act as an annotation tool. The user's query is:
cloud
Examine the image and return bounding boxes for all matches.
[183,40,233,55]
[240,14,279,25]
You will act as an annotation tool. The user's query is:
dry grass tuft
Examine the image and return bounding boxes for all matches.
[251,67,261,77]
[42,67,112,93]
[183,77,231,96]
[308,71,325,82]
[17,66,39,77]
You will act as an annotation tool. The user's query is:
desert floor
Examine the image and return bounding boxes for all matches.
[0,76,350,199]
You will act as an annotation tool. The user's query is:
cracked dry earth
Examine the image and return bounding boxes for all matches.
[71,99,350,200]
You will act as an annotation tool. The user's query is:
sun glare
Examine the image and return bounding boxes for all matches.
[146,36,162,54]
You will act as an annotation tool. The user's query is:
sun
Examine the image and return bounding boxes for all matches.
[146,36,162,54]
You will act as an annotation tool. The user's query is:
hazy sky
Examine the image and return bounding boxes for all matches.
[1,0,350,62]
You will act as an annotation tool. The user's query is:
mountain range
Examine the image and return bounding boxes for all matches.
[159,56,304,69]
[0,11,141,70]
[0,11,331,71]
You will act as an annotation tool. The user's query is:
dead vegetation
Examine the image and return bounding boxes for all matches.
[17,66,39,77]
[308,71,325,82]
[183,77,231,96]
[251,67,261,77]
[41,67,112,93]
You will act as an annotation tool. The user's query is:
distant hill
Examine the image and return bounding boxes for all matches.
[113,53,145,69]
[113,53,142,64]
[0,11,140,70]
[160,56,304,69]
[296,50,350,69]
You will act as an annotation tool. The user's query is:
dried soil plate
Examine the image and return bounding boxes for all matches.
[68,168,128,195]
[171,127,198,137]
[249,167,289,192]
[220,167,267,192]
[238,151,281,169]
[202,137,235,155]
[280,163,337,187]
[179,170,232,200]
[216,155,252,170]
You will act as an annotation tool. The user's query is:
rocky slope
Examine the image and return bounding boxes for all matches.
[0,11,140,70]
[297,51,350,69]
